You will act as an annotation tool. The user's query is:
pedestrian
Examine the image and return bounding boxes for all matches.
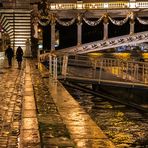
[16,46,23,69]
[5,45,14,67]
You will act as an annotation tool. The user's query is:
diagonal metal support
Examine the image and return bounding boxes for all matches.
[57,31,148,55]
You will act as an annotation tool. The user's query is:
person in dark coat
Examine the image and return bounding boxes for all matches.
[5,45,14,67]
[16,46,23,69]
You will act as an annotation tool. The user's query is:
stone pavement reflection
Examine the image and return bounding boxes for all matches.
[47,79,115,148]
[0,58,115,148]
[0,58,24,147]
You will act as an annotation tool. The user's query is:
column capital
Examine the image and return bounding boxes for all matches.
[32,17,39,25]
[130,20,135,24]
[50,13,56,25]
[103,13,109,24]
[129,11,135,23]
[77,13,83,25]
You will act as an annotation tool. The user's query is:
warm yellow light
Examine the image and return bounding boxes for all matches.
[113,53,130,60]
[77,4,83,9]
[38,28,42,33]
[88,53,103,57]
[143,53,148,59]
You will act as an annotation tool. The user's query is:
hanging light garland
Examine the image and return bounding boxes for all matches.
[33,0,148,27]
[38,15,51,26]
[137,17,148,25]
[108,14,129,26]
[83,16,104,26]
[56,17,76,26]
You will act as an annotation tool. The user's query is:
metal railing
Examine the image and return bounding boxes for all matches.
[66,55,148,85]
[38,52,148,85]
[94,58,148,84]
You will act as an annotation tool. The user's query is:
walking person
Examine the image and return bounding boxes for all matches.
[16,46,23,69]
[5,45,14,67]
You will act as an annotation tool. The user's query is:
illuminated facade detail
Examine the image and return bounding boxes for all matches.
[0,11,31,52]
[48,1,148,10]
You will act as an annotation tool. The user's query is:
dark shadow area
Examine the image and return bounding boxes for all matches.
[56,22,77,49]
[82,19,103,44]
[135,17,148,33]
[108,19,130,38]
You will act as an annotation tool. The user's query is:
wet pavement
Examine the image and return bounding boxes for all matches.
[0,57,115,147]
[32,62,115,148]
[30,61,75,147]
[0,58,24,147]
[20,61,40,148]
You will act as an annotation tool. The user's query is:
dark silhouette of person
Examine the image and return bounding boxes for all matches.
[16,46,23,69]
[5,45,14,67]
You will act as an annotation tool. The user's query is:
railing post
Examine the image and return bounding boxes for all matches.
[49,54,52,77]
[136,64,139,80]
[145,64,148,83]
[121,62,124,79]
[59,56,62,75]
[53,55,57,81]
[133,63,136,81]
[99,61,103,84]
[62,55,68,78]
[126,62,129,80]
[142,63,145,82]
[92,59,97,79]
[117,59,120,76]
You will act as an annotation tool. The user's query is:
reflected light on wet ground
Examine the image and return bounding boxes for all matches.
[48,80,115,148]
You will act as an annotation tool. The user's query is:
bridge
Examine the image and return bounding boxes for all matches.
[38,30,148,89]
[56,31,148,55]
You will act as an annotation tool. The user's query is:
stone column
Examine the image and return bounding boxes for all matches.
[130,12,135,35]
[33,21,38,38]
[51,14,56,52]
[130,21,135,35]
[103,14,109,40]
[77,13,83,45]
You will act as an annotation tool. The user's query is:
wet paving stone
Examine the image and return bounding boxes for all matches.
[30,61,75,147]
[0,59,25,147]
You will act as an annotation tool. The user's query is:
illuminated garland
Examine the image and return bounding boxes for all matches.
[83,16,104,26]
[137,17,148,25]
[108,15,129,26]
[36,12,148,27]
[56,17,76,26]
[38,19,50,26]
[38,15,51,26]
